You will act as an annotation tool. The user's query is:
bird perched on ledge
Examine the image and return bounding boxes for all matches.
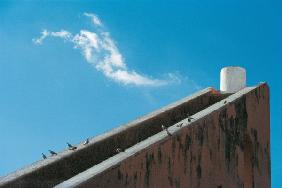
[83,138,89,145]
[116,148,124,153]
[188,117,194,122]
[187,113,195,122]
[42,153,47,159]
[48,150,57,156]
[67,142,77,150]
[176,123,183,127]
[162,124,172,136]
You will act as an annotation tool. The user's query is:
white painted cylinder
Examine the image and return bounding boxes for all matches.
[220,66,246,93]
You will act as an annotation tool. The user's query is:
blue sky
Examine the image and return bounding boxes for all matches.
[0,0,281,186]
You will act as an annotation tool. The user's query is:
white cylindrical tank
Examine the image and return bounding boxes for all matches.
[220,66,246,93]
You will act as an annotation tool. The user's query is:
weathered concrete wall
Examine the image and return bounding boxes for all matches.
[57,83,270,188]
[0,88,229,188]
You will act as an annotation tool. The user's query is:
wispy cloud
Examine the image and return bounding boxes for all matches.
[33,30,72,44]
[33,13,178,86]
[84,12,102,26]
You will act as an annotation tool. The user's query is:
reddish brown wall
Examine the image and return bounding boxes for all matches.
[76,84,270,188]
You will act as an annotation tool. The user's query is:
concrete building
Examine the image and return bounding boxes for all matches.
[0,68,271,188]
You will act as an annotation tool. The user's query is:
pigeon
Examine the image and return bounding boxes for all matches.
[42,153,47,159]
[188,117,194,122]
[166,129,172,136]
[162,124,172,136]
[116,148,124,153]
[83,138,89,145]
[67,142,77,150]
[49,150,57,156]
[161,124,167,130]
[176,123,183,127]
[187,114,194,122]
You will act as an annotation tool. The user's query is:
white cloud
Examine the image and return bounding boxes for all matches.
[51,30,72,39]
[33,30,72,44]
[105,70,166,86]
[32,30,49,44]
[33,13,179,86]
[84,12,102,26]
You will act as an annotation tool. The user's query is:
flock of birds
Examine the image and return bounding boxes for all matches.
[41,138,89,159]
[41,114,195,160]
[161,114,194,137]
[41,137,126,160]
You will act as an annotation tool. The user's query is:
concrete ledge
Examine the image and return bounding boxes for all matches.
[0,87,229,187]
